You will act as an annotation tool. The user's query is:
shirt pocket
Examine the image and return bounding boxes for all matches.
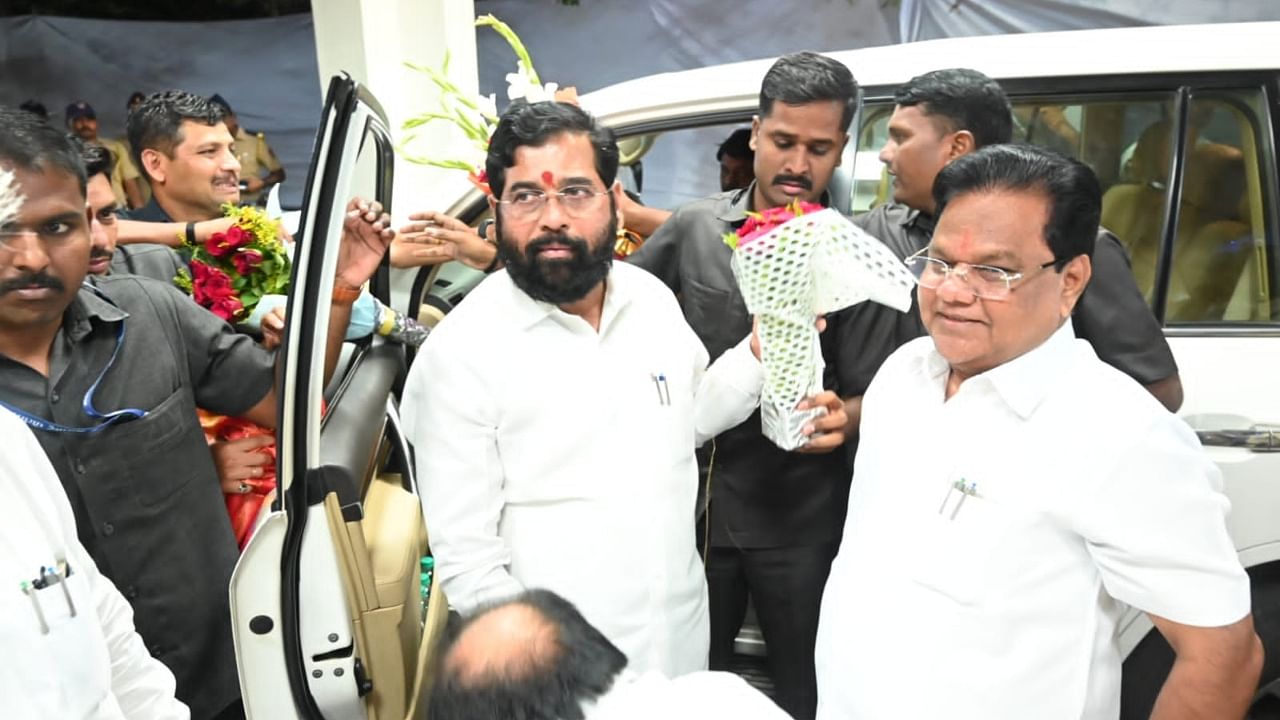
[682,278,750,361]
[905,492,1015,606]
[107,388,208,507]
[0,571,111,715]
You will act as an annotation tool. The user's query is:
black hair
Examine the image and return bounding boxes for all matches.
[74,136,116,179]
[759,51,859,132]
[933,144,1099,266]
[127,91,146,107]
[485,101,619,200]
[716,127,754,162]
[0,106,88,196]
[127,90,225,182]
[19,99,49,121]
[894,68,1013,148]
[428,589,628,720]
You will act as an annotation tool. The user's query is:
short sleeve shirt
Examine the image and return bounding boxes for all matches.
[0,276,274,718]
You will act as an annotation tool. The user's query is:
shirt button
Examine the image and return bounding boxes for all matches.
[75,462,87,475]
[50,391,61,403]
[124,585,139,599]
[102,522,115,536]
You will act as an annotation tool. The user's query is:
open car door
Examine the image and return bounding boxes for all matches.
[229,74,449,720]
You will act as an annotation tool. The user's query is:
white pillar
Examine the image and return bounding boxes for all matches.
[311,0,480,220]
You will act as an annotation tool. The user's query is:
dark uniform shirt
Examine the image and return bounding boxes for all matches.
[0,276,275,720]
[122,197,175,223]
[832,202,1178,465]
[628,183,852,549]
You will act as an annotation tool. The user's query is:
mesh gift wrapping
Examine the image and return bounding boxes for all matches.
[731,208,916,449]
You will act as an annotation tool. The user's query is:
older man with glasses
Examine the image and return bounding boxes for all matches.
[814,144,1260,720]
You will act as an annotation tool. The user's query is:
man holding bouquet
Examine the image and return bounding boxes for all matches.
[627,51,857,720]
[0,106,394,720]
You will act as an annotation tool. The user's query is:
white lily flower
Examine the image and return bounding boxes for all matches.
[477,93,498,121]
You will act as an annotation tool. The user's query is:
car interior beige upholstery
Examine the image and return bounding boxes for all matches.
[323,473,448,720]
[1165,142,1252,321]
[1102,120,1173,300]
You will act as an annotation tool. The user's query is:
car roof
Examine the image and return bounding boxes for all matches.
[581,22,1280,131]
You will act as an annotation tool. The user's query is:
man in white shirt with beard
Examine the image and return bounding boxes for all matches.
[402,100,846,676]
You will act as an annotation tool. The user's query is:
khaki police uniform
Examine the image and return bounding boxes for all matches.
[232,127,282,205]
[98,137,141,208]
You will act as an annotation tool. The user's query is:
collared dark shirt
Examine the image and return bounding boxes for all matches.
[833,202,1178,464]
[120,197,174,223]
[0,276,275,719]
[628,183,851,549]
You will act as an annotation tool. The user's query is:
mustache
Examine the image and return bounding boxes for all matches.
[89,248,113,262]
[771,174,813,191]
[0,272,65,295]
[527,233,588,257]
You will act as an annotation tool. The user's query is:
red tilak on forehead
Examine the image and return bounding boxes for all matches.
[541,171,554,186]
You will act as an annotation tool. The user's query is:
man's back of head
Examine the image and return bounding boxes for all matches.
[429,589,628,720]
[894,68,1013,149]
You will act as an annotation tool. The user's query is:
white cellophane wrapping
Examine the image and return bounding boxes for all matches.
[730,208,916,449]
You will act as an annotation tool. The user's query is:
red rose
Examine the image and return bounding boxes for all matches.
[223,225,253,250]
[190,259,242,319]
[232,249,264,275]
[204,224,253,258]
[736,201,824,246]
[208,295,244,322]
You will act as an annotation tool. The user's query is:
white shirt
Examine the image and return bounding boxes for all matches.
[402,263,763,676]
[816,321,1250,720]
[583,670,791,719]
[0,408,189,720]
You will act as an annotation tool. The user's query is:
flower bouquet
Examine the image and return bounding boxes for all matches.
[725,201,916,450]
[174,204,291,322]
[175,204,291,546]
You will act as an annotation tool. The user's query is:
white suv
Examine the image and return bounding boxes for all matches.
[239,21,1280,719]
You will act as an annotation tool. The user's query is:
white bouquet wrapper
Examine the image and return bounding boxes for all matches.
[730,207,917,450]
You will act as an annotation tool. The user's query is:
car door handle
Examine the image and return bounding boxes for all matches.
[1196,428,1280,452]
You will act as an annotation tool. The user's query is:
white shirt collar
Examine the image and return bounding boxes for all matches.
[502,264,635,335]
[917,319,1079,418]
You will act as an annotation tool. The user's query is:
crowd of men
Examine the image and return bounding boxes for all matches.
[0,48,1265,720]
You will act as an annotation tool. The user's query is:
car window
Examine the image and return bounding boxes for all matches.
[624,122,756,210]
[849,104,892,214]
[1164,89,1277,323]
[850,88,1279,326]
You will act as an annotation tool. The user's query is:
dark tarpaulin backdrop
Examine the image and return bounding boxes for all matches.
[0,13,321,208]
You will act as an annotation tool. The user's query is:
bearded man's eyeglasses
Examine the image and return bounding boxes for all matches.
[904,248,1060,301]
[497,186,608,220]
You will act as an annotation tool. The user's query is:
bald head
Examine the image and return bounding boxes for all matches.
[445,601,560,684]
[429,589,628,720]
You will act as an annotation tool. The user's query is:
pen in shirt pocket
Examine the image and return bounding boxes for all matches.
[649,372,671,406]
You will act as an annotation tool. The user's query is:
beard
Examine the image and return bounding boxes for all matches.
[497,212,616,306]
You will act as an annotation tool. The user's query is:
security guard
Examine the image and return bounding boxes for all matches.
[208,94,285,206]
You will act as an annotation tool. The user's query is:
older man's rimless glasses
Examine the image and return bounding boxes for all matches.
[904,248,1060,301]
